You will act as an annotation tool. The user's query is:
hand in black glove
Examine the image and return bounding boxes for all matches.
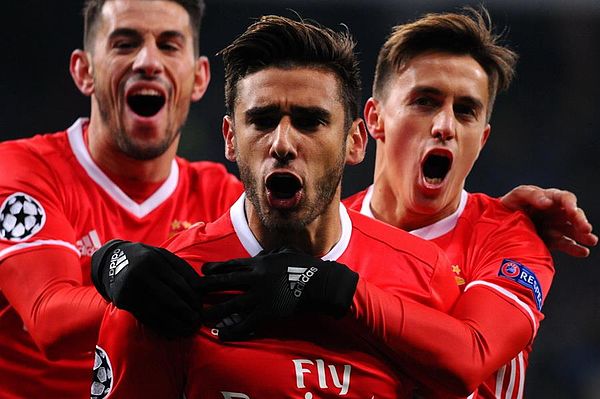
[200,247,359,341]
[91,239,204,338]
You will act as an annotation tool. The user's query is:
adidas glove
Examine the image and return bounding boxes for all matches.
[91,239,204,338]
[200,246,359,341]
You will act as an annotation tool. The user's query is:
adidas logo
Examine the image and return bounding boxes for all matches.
[108,248,129,283]
[76,229,102,257]
[288,266,319,298]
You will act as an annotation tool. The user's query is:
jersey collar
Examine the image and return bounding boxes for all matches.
[229,193,352,261]
[360,184,468,240]
[67,118,179,219]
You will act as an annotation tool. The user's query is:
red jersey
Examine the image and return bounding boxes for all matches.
[0,119,243,399]
[344,186,555,398]
[95,194,460,398]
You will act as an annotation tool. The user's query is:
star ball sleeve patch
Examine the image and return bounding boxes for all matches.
[0,192,46,241]
[91,346,113,399]
[498,258,543,311]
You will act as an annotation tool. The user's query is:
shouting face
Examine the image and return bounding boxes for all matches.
[224,67,365,236]
[367,51,491,228]
[74,0,209,160]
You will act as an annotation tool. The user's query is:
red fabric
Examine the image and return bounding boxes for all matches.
[344,189,554,397]
[97,205,460,398]
[0,119,243,399]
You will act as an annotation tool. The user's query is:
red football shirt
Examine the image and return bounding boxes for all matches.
[0,119,243,399]
[344,186,555,398]
[95,195,460,398]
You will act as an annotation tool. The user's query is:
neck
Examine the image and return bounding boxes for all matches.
[86,115,178,183]
[245,191,343,257]
[369,161,461,232]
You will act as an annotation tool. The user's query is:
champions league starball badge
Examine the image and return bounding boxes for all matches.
[0,192,46,241]
[91,346,113,399]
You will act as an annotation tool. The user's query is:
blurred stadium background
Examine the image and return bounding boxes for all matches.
[2,1,599,397]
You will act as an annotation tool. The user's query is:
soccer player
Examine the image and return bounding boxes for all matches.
[342,7,582,397]
[92,15,463,397]
[0,1,242,397]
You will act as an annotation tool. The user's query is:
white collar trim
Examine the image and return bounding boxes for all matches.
[230,193,352,261]
[360,184,468,240]
[66,118,179,219]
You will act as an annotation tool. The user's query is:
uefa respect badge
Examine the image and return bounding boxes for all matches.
[498,259,543,310]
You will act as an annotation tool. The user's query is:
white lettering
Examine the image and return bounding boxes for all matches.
[293,359,314,388]
[221,392,250,399]
[293,359,352,395]
[316,359,328,388]
[329,364,351,395]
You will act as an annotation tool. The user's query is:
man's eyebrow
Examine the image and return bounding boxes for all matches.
[244,105,281,121]
[108,28,141,41]
[412,85,484,111]
[290,106,331,121]
[158,30,186,42]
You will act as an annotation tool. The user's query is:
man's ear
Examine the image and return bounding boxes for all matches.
[364,97,385,142]
[70,50,94,96]
[481,123,491,149]
[191,56,211,102]
[222,115,236,162]
[345,119,368,166]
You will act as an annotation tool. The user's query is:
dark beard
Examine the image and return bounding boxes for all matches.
[238,151,345,236]
[95,85,181,160]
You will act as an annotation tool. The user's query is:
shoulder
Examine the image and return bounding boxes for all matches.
[463,193,540,238]
[348,209,445,267]
[0,130,69,166]
[163,213,241,263]
[177,159,234,179]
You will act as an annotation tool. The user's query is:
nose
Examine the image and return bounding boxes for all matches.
[132,43,164,76]
[270,118,297,163]
[431,106,456,141]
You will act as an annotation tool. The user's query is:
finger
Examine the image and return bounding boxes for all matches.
[203,293,257,322]
[119,278,203,337]
[217,312,260,342]
[195,272,255,294]
[542,188,578,213]
[202,259,252,275]
[547,234,591,258]
[151,247,205,310]
[501,185,550,210]
[542,219,597,248]
[121,273,203,324]
[568,207,594,236]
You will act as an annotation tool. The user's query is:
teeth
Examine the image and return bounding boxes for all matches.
[424,177,443,185]
[130,88,161,96]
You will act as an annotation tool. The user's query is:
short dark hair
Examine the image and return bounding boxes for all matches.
[373,7,518,120]
[82,0,205,55]
[219,15,362,128]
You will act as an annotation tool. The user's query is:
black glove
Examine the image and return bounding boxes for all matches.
[200,247,359,341]
[91,239,204,338]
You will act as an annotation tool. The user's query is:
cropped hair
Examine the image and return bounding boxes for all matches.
[219,15,362,128]
[373,7,518,120]
[82,0,205,55]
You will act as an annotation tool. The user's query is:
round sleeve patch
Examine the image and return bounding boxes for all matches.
[91,345,113,399]
[0,192,46,241]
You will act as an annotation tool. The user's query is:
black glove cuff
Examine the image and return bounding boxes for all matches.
[91,239,129,302]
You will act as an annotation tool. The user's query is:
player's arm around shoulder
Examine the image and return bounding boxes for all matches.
[94,304,188,398]
[467,200,555,339]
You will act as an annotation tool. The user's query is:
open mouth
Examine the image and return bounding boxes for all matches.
[422,152,452,185]
[127,89,166,117]
[265,173,303,210]
[266,173,302,200]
